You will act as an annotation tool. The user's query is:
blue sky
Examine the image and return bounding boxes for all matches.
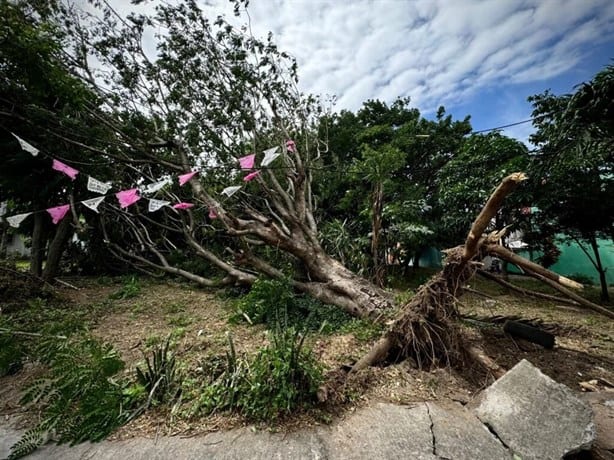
[105,0,614,144]
[218,0,614,144]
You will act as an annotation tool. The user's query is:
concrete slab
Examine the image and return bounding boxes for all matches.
[474,359,595,460]
[427,402,511,460]
[324,403,437,460]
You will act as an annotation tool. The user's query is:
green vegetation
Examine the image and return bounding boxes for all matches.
[9,338,135,459]
[136,336,182,405]
[196,329,323,421]
[232,278,356,333]
[108,276,141,300]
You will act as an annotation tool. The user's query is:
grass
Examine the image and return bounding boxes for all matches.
[2,274,613,441]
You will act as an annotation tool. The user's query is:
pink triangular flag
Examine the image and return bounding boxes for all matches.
[52,159,79,180]
[47,204,70,224]
[238,153,256,170]
[286,140,296,153]
[243,170,261,182]
[178,171,197,186]
[116,189,141,208]
[172,202,194,210]
[208,207,217,219]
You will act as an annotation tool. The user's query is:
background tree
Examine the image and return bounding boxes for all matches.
[317,100,472,280]
[527,64,614,301]
[0,0,115,280]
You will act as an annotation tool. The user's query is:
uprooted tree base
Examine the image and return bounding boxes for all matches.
[340,172,614,388]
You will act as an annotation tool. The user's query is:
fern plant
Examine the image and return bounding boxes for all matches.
[9,338,134,459]
[136,335,181,405]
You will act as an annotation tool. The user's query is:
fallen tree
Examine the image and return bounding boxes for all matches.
[351,172,613,377]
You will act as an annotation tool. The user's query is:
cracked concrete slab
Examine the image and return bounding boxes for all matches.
[474,359,595,460]
[427,402,512,460]
[324,403,437,459]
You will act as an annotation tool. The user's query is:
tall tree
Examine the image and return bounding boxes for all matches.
[528,64,614,301]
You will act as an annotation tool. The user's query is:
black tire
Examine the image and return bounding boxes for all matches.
[503,320,556,349]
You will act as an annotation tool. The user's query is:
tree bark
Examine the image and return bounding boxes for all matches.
[485,244,583,290]
[42,217,73,281]
[30,213,46,277]
[477,269,579,306]
[589,235,610,302]
[371,181,385,287]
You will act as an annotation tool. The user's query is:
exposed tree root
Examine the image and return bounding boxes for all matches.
[352,246,476,372]
[352,170,614,382]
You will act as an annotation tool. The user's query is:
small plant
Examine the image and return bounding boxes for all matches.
[197,326,323,421]
[9,338,134,459]
[232,277,355,333]
[165,302,186,314]
[136,336,181,405]
[167,314,193,327]
[0,332,24,377]
[232,278,294,325]
[240,325,323,420]
[108,276,141,300]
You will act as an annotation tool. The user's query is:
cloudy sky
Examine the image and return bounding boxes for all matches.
[107,0,614,143]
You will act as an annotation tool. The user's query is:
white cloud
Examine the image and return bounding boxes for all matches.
[210,0,614,116]
[94,0,614,131]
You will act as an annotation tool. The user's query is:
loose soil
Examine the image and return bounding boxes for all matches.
[1,275,613,440]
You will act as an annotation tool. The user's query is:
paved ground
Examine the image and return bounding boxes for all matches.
[1,402,512,460]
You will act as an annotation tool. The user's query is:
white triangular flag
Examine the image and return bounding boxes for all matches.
[261,146,280,167]
[148,199,170,212]
[141,178,171,195]
[0,201,7,217]
[81,196,106,213]
[87,176,112,194]
[12,133,39,156]
[6,212,32,228]
[221,186,241,197]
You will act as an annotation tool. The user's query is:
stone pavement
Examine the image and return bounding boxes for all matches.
[0,360,606,460]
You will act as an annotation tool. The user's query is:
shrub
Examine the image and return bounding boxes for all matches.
[198,328,323,421]
[232,278,355,333]
[9,338,137,459]
[233,278,294,325]
[0,333,23,377]
[108,276,141,300]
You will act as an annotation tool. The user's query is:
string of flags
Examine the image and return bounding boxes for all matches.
[2,134,288,229]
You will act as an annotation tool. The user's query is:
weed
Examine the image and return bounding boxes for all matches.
[340,319,384,342]
[131,303,146,315]
[136,336,182,405]
[170,327,186,341]
[168,314,193,327]
[165,302,186,314]
[108,276,141,300]
[145,334,161,348]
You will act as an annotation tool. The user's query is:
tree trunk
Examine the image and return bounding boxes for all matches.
[0,223,7,258]
[42,217,73,281]
[30,213,46,277]
[371,182,385,287]
[589,235,610,302]
[352,173,529,373]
